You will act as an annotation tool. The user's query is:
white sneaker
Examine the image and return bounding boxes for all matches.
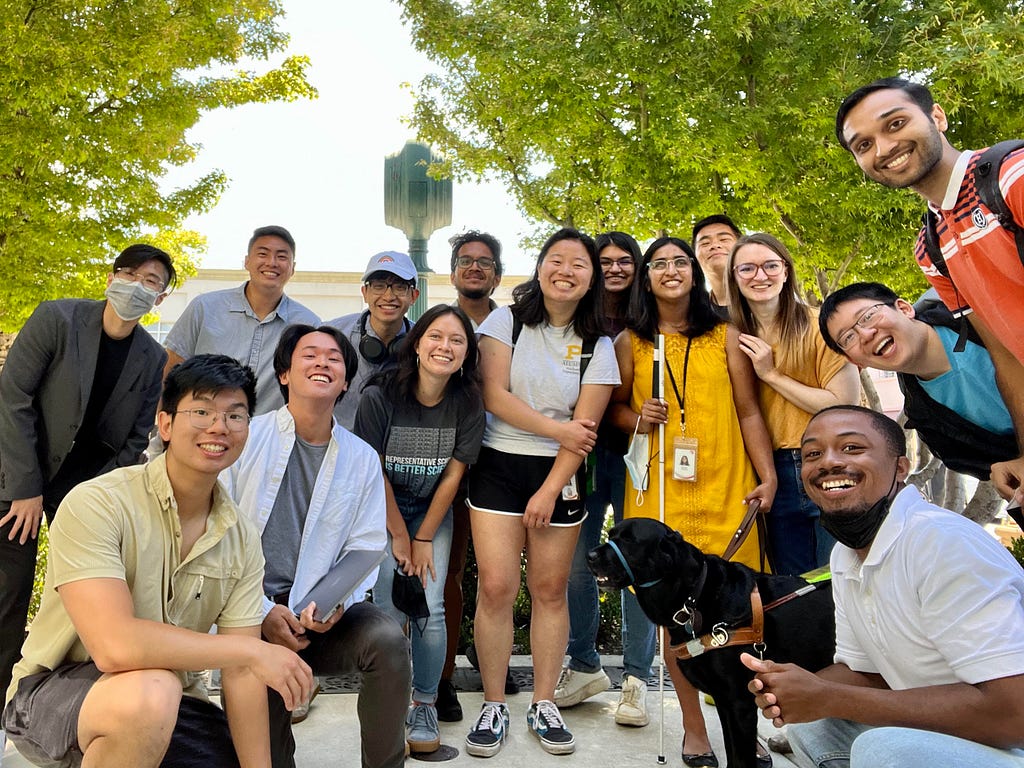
[614,674,649,726]
[553,666,610,707]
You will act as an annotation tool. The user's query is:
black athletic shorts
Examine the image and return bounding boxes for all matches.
[467,446,588,527]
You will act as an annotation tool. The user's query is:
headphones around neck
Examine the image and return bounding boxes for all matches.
[357,310,411,366]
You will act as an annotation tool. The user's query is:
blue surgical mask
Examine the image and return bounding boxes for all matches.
[105,278,160,321]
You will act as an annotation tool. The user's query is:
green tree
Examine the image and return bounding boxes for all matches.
[398,0,1024,299]
[0,0,316,331]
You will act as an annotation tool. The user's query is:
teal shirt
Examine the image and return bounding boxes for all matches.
[919,326,1013,435]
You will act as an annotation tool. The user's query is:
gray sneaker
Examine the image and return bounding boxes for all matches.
[466,702,510,758]
[615,674,650,726]
[407,703,441,754]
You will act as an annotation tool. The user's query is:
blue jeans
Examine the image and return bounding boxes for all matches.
[789,718,1024,768]
[372,508,453,704]
[566,443,654,680]
[767,449,836,576]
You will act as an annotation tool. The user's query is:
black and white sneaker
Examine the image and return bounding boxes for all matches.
[466,702,510,758]
[527,699,575,755]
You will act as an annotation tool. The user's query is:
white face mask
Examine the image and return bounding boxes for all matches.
[623,416,650,506]
[105,277,160,321]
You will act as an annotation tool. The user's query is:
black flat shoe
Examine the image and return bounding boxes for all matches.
[681,751,719,768]
[682,737,719,768]
[756,752,773,768]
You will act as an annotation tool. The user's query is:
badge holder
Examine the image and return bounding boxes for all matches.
[673,436,698,481]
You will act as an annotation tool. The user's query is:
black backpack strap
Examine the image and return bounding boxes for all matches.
[511,315,523,346]
[922,210,950,279]
[975,139,1024,269]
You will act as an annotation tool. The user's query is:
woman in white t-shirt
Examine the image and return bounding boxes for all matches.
[464,228,621,758]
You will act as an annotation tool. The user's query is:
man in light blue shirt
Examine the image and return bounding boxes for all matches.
[164,225,319,414]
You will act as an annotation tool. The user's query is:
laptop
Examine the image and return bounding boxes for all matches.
[296,548,387,623]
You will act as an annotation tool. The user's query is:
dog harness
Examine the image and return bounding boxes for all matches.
[606,539,663,589]
[670,583,821,661]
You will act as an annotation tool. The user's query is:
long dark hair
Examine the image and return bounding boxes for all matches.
[627,236,722,342]
[596,231,641,326]
[372,304,482,411]
[510,227,607,341]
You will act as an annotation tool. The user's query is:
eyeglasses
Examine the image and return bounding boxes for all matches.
[648,257,692,272]
[835,303,890,350]
[175,408,251,432]
[732,260,786,279]
[114,267,167,293]
[455,256,496,271]
[600,257,635,270]
[365,279,414,297]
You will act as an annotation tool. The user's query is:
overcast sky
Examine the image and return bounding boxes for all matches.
[163,1,537,276]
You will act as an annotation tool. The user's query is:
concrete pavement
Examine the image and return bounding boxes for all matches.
[2,657,800,768]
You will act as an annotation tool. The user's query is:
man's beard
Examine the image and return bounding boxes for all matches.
[874,128,944,190]
[459,288,489,300]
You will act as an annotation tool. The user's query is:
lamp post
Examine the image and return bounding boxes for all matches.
[384,140,452,320]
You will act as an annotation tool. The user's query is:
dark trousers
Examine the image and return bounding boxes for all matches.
[266,601,411,768]
[0,508,50,697]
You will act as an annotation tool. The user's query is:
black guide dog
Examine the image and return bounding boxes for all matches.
[588,518,835,768]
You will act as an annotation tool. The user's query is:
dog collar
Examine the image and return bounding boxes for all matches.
[607,540,661,589]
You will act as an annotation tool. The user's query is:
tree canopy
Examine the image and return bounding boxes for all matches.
[398,0,1024,300]
[0,0,315,330]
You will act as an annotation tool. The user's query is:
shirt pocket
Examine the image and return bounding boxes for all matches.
[168,560,242,636]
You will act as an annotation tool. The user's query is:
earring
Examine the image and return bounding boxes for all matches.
[416,355,420,367]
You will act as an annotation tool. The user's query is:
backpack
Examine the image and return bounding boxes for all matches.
[922,139,1024,279]
[920,140,1024,353]
[898,294,1018,480]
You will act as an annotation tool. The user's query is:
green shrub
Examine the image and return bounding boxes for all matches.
[1008,536,1024,570]
[29,520,49,625]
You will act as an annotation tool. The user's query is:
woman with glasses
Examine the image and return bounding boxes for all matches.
[354,304,486,755]
[726,233,860,576]
[464,228,620,758]
[609,236,776,768]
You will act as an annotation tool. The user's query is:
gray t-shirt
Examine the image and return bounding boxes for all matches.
[477,306,620,457]
[164,283,319,415]
[261,435,328,597]
[354,384,485,517]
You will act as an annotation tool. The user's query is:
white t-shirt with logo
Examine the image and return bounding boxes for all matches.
[478,305,620,457]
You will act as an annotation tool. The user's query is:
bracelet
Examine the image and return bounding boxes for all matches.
[413,537,433,543]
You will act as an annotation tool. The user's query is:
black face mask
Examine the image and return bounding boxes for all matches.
[391,567,430,636]
[819,470,900,551]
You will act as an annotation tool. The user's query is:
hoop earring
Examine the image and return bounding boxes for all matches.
[416,355,420,367]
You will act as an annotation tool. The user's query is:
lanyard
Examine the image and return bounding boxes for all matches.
[664,337,692,432]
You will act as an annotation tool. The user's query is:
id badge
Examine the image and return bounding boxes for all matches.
[673,436,698,481]
[562,474,580,501]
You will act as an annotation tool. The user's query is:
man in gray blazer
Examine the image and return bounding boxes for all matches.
[0,243,174,697]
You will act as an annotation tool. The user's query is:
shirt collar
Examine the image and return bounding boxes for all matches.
[933,150,971,212]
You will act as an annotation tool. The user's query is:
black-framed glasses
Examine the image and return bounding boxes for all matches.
[732,260,786,279]
[648,257,692,272]
[114,267,167,293]
[365,279,414,297]
[600,257,635,270]
[455,256,496,270]
[835,303,890,350]
[175,408,250,432]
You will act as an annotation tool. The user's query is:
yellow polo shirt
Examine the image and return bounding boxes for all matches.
[6,454,265,704]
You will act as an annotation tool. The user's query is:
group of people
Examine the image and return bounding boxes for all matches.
[1,74,1024,768]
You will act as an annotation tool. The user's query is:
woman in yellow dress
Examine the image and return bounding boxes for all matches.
[609,236,776,767]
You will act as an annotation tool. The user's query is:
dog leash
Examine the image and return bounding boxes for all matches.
[721,498,771,572]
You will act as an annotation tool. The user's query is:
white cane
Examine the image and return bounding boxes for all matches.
[655,333,667,764]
